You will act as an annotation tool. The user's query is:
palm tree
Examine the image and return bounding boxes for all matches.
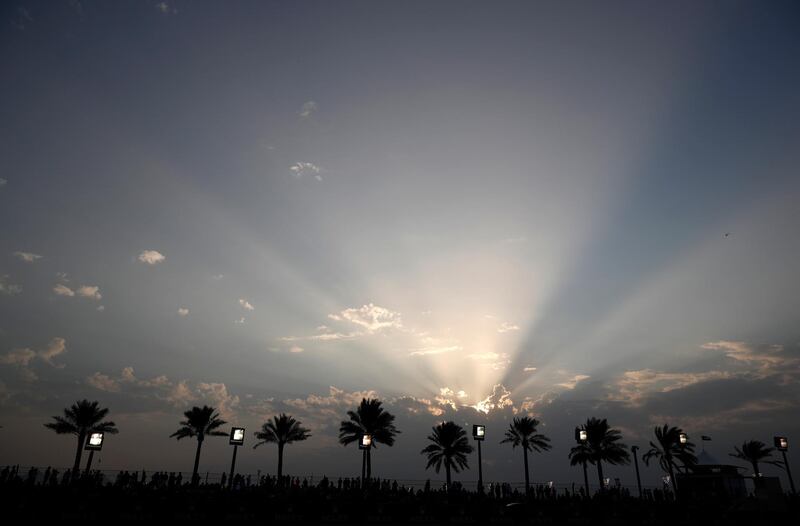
[501,417,551,493]
[44,399,118,474]
[339,398,399,480]
[254,413,311,481]
[581,417,630,488]
[421,421,474,488]
[642,424,696,491]
[568,441,593,496]
[730,440,784,477]
[170,405,227,483]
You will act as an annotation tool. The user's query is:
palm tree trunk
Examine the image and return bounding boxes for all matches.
[192,438,203,484]
[523,447,530,494]
[84,450,95,474]
[73,432,86,475]
[445,462,452,488]
[582,461,590,496]
[366,448,372,480]
[752,461,760,478]
[277,442,284,480]
[596,460,605,490]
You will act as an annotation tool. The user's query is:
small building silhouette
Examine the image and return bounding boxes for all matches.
[676,451,747,499]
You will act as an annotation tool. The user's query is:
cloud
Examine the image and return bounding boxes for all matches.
[0,178,7,187]
[472,384,514,414]
[196,382,240,420]
[53,284,75,297]
[177,307,189,316]
[289,345,304,353]
[53,284,101,300]
[555,374,591,389]
[329,303,403,333]
[0,348,36,367]
[12,252,42,263]
[238,298,254,311]
[497,322,520,333]
[284,386,378,434]
[467,351,511,370]
[76,285,102,300]
[701,340,799,379]
[0,275,22,295]
[155,2,177,15]
[524,366,538,372]
[409,345,461,357]
[86,372,121,392]
[138,250,165,265]
[290,162,323,181]
[299,101,318,118]
[234,317,246,324]
[97,305,105,312]
[0,338,67,378]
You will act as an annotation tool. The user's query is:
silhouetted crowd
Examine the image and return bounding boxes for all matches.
[1,465,797,525]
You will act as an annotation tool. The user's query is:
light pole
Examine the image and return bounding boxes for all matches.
[83,432,104,474]
[473,425,485,493]
[575,427,589,497]
[631,445,642,497]
[228,427,245,489]
[775,436,795,494]
[359,434,372,488]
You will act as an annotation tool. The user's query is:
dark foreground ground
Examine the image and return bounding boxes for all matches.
[1,472,797,525]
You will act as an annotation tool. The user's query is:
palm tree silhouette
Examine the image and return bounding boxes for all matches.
[568,441,593,495]
[254,413,311,481]
[581,417,630,489]
[501,416,551,493]
[642,424,696,491]
[170,405,227,484]
[44,399,118,475]
[421,421,474,488]
[339,398,399,480]
[730,440,784,477]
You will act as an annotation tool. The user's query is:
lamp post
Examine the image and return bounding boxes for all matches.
[775,436,795,494]
[473,425,485,493]
[83,432,104,474]
[575,427,590,497]
[228,427,245,489]
[631,445,642,497]
[359,434,372,488]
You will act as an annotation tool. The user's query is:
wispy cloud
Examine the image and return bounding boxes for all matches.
[0,338,67,380]
[555,374,591,389]
[409,345,461,357]
[497,322,520,333]
[238,298,254,311]
[177,307,189,316]
[76,285,102,300]
[138,250,165,265]
[0,275,22,295]
[155,2,177,15]
[290,162,323,181]
[13,252,42,263]
[299,101,318,118]
[329,303,403,332]
[53,284,75,297]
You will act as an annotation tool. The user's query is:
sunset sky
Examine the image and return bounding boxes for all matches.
[1,0,799,488]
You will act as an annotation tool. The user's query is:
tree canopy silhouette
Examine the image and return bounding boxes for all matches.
[730,440,784,477]
[642,424,696,491]
[339,398,399,479]
[44,399,118,474]
[254,413,311,480]
[170,405,227,483]
[501,416,551,492]
[421,421,473,487]
[579,417,630,488]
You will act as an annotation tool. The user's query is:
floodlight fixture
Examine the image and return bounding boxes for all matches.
[473,424,486,441]
[359,433,373,450]
[85,432,104,451]
[679,432,688,445]
[229,427,245,446]
[575,427,588,443]
[775,436,788,451]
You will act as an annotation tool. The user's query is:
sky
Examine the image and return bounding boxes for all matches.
[1,0,799,490]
